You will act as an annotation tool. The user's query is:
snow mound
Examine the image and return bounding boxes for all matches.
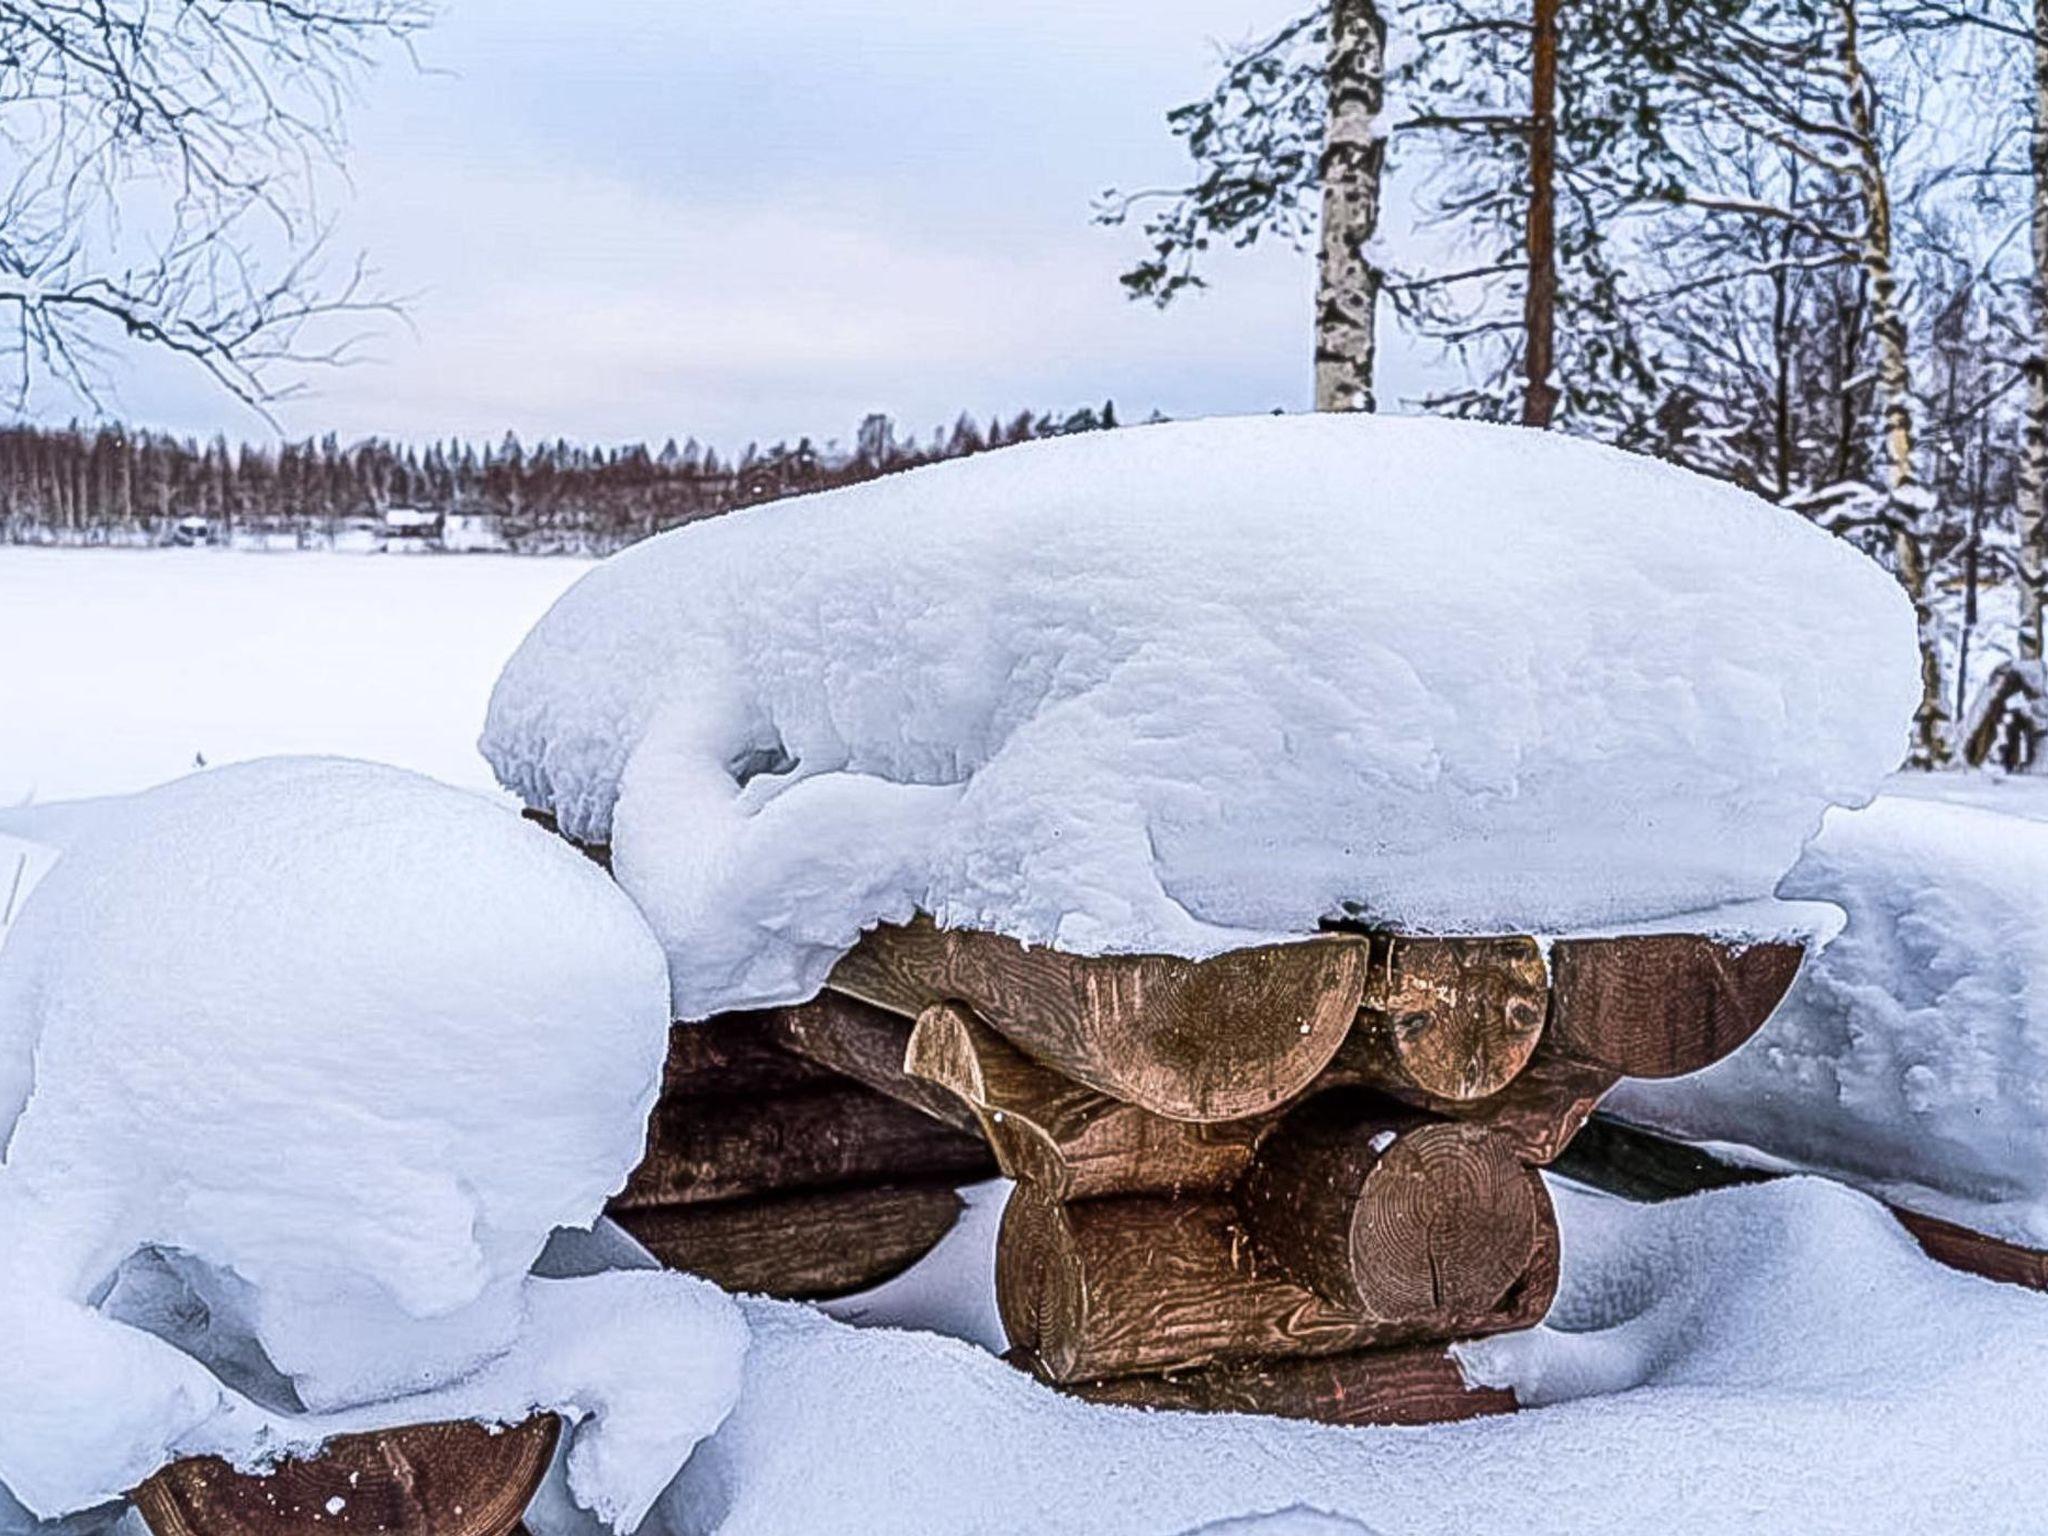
[1610,786,2048,1245]
[482,413,1919,1018]
[654,1179,2048,1536]
[0,760,744,1524]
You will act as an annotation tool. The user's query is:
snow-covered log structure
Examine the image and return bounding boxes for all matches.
[484,412,1921,1429]
[819,919,1784,1420]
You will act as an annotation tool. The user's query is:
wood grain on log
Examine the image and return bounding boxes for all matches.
[1324,1038,1622,1166]
[1890,1206,2048,1293]
[1046,1345,1518,1427]
[1546,935,1804,1079]
[765,992,981,1133]
[613,1182,966,1299]
[135,1417,557,1536]
[1236,1093,1544,1319]
[829,917,1369,1122]
[1346,935,1548,1101]
[996,1185,1394,1382]
[617,1080,994,1208]
[660,1015,838,1099]
[905,1002,1264,1199]
[994,1177,1554,1384]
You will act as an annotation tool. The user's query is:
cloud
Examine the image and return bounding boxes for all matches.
[54,0,1449,447]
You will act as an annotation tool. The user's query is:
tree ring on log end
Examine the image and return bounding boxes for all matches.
[994,1183,1088,1371]
[133,1416,559,1536]
[1351,1122,1539,1320]
[1547,935,1805,1079]
[1373,935,1548,1101]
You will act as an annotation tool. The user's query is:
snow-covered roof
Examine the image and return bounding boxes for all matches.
[381,506,440,530]
[482,412,1920,1018]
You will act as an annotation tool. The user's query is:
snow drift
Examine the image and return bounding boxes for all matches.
[651,1178,2048,1536]
[1610,785,2048,1245]
[483,412,1919,1017]
[0,759,745,1525]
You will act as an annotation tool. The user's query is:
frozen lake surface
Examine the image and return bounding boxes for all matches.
[0,547,592,805]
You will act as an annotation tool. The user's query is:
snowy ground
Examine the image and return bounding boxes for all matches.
[0,548,590,805]
[4,545,2047,1534]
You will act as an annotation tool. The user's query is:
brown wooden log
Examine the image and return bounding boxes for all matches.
[1045,1345,1518,1427]
[1546,935,1804,1079]
[616,1080,994,1208]
[994,1176,1554,1384]
[134,1417,558,1536]
[905,1002,1264,1200]
[660,1014,838,1099]
[995,1185,1389,1383]
[1345,934,1548,1102]
[1323,1036,1622,1166]
[1889,1206,2048,1293]
[1560,1113,2048,1295]
[829,916,1369,1122]
[613,1182,966,1299]
[1235,1093,1543,1319]
[765,992,981,1134]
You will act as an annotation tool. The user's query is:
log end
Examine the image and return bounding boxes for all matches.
[1367,935,1549,1102]
[1350,1120,1542,1322]
[994,1184,1091,1379]
[1549,935,1806,1078]
[134,1418,558,1536]
[1136,935,1372,1120]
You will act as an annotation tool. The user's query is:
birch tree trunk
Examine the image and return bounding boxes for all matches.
[1314,0,1389,412]
[1838,0,1950,766]
[2020,0,2048,672]
[1521,0,1561,428]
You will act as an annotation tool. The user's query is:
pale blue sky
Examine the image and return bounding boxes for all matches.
[96,0,1441,449]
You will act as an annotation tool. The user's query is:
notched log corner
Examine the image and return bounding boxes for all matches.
[829,917,1368,1122]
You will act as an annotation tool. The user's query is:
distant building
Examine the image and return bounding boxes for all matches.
[378,506,443,552]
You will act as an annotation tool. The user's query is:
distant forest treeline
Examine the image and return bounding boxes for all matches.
[0,403,1125,553]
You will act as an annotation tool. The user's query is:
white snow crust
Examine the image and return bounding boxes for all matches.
[649,1178,2048,1536]
[0,760,745,1524]
[481,414,1919,1018]
[0,548,591,805]
[1611,783,2048,1244]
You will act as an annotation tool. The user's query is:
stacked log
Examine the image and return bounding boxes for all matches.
[607,1006,996,1299]
[135,1418,558,1536]
[832,915,1800,1426]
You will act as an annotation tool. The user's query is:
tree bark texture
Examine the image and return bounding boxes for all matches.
[1315,0,1390,412]
[1837,0,1948,765]
[1521,0,1561,428]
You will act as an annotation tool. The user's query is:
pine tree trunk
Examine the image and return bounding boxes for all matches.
[1839,0,1948,766]
[2020,0,2048,674]
[1314,0,1388,412]
[1521,0,1561,428]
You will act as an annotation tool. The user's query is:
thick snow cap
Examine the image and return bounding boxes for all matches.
[0,760,743,1523]
[482,413,1921,1017]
